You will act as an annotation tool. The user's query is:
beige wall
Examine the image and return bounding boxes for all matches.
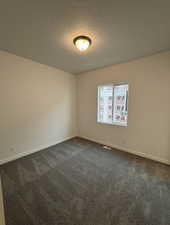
[1,50,170,165]
[77,52,170,164]
[0,51,77,163]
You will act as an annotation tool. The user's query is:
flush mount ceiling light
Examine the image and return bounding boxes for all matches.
[73,35,92,51]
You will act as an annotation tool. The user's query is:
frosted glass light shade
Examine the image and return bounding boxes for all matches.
[73,36,92,51]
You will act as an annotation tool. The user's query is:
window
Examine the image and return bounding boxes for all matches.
[97,83,128,126]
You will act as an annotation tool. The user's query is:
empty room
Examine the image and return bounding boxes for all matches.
[0,0,170,225]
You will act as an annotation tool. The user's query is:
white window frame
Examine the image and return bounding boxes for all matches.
[97,83,129,127]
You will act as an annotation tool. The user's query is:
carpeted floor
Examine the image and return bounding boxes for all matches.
[1,137,170,225]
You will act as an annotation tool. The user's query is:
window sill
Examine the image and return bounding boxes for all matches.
[97,121,127,127]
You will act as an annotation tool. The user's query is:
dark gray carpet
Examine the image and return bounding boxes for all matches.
[1,137,170,225]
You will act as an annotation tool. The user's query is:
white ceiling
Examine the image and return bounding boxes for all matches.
[0,0,170,74]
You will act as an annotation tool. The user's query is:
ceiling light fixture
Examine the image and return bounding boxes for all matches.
[73,35,92,51]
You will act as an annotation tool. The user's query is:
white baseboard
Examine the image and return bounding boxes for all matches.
[79,135,170,166]
[1,135,169,166]
[0,135,76,165]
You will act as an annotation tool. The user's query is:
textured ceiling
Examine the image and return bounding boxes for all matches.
[0,0,170,74]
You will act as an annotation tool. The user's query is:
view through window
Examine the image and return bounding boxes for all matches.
[97,84,128,126]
